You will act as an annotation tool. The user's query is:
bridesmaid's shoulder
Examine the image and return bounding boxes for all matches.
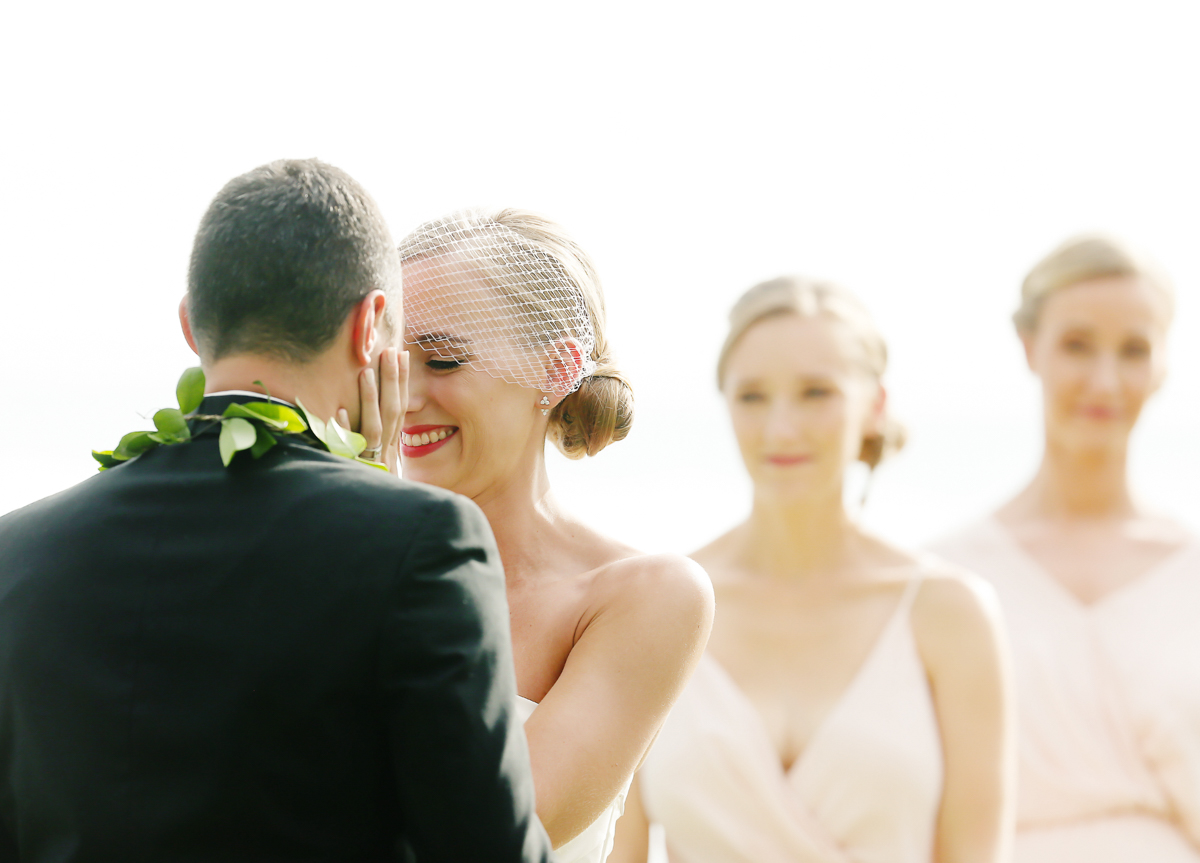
[913,566,1002,621]
[909,560,1007,659]
[859,529,995,607]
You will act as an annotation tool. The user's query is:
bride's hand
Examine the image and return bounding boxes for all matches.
[337,347,408,475]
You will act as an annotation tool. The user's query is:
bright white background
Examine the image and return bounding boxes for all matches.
[3,1,1199,555]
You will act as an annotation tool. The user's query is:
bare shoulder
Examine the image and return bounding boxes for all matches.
[551,512,715,631]
[910,566,1007,670]
[567,549,715,683]
[914,566,1001,621]
[593,552,715,619]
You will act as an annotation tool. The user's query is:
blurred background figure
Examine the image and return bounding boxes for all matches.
[931,236,1200,862]
[611,277,1014,863]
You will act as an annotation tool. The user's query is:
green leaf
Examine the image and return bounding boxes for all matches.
[153,408,191,441]
[245,402,306,433]
[250,426,277,459]
[324,415,366,458]
[91,450,122,470]
[176,367,206,414]
[354,456,389,470]
[218,417,257,466]
[296,399,365,460]
[297,399,327,444]
[222,402,304,432]
[223,403,285,429]
[345,429,367,457]
[113,431,158,460]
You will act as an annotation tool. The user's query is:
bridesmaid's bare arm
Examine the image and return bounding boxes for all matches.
[912,574,1016,863]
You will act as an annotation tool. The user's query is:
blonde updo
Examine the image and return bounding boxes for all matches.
[1014,234,1175,333]
[402,208,632,459]
[718,275,905,470]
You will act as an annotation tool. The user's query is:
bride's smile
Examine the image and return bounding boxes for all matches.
[401,424,458,456]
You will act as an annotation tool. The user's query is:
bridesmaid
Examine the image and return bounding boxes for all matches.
[611,276,1015,863]
[931,235,1200,861]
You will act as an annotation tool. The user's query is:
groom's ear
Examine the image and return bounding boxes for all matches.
[350,290,388,367]
[179,297,200,357]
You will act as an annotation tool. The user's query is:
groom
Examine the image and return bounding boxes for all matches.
[0,160,554,862]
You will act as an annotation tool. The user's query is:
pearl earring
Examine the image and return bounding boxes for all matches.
[540,396,550,415]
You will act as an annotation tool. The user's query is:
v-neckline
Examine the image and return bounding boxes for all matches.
[987,517,1194,612]
[707,579,920,778]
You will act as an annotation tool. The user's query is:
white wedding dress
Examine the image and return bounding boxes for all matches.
[515,696,631,863]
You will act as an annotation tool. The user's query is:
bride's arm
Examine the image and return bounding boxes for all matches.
[912,575,1016,863]
[523,554,713,848]
[608,773,652,863]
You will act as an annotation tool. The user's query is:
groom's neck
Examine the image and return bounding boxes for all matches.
[201,351,351,425]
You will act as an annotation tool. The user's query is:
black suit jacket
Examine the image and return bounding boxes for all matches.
[0,395,554,863]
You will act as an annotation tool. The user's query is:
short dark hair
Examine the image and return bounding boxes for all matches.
[187,158,399,362]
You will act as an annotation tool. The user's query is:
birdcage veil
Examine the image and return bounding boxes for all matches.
[399,209,597,394]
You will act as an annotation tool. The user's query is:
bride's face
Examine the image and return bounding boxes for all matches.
[722,313,880,504]
[401,260,546,498]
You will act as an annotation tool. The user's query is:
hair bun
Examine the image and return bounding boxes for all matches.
[859,414,907,469]
[549,360,634,459]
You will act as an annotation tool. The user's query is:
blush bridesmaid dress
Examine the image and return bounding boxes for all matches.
[932,519,1200,861]
[639,577,943,863]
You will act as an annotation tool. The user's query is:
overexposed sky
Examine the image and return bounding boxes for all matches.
[3,1,1199,554]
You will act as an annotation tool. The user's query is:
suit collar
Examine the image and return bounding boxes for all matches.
[205,390,297,407]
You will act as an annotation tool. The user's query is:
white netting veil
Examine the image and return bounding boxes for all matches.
[398,209,597,394]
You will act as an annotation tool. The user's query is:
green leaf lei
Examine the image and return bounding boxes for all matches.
[92,367,386,471]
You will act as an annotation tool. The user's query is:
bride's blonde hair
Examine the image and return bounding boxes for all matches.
[401,208,633,459]
[718,275,905,470]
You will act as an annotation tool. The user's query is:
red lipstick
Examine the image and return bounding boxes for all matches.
[401,425,458,459]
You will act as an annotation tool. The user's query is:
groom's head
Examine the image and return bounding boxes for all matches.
[185,159,399,366]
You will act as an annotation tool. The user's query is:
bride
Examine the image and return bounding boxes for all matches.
[377,208,713,863]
